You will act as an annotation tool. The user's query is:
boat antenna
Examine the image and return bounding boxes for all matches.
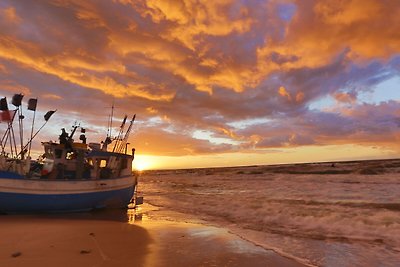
[107,100,114,139]
[69,121,80,140]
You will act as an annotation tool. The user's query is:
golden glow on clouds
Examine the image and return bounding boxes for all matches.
[0,36,175,100]
[146,0,253,48]
[2,7,21,24]
[334,92,356,104]
[0,0,399,169]
[42,94,62,100]
[315,0,380,25]
[0,79,31,95]
[146,107,158,114]
[295,92,305,103]
[279,86,291,101]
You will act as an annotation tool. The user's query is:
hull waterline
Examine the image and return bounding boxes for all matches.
[0,176,136,213]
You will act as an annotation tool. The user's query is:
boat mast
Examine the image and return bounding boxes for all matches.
[12,94,24,158]
[27,98,38,158]
[107,100,114,140]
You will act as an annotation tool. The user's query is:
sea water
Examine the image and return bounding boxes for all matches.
[137,160,400,267]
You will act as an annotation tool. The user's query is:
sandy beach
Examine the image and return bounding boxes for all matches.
[0,208,306,267]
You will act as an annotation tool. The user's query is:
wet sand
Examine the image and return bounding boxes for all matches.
[0,209,306,267]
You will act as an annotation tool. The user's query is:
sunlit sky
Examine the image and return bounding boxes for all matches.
[1,0,399,170]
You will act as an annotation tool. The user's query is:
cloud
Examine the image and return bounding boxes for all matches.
[0,0,399,163]
[0,6,21,24]
[334,92,357,104]
[134,125,234,156]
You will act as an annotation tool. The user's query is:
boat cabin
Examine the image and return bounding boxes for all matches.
[40,142,133,180]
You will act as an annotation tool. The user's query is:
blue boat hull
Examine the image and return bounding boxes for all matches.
[0,174,137,213]
[0,186,135,213]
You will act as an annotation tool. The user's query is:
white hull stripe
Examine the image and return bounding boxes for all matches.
[0,176,136,195]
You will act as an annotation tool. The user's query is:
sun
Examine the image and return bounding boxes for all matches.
[133,158,151,171]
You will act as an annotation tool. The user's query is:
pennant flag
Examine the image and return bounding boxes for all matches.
[0,110,14,122]
[0,97,8,111]
[28,98,38,111]
[44,110,56,121]
[12,94,24,107]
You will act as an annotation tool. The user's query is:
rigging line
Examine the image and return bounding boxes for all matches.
[18,106,24,154]
[112,115,127,152]
[116,114,135,153]
[28,102,37,158]
[108,100,114,138]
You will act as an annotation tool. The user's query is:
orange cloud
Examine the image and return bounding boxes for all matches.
[1,7,22,24]
[334,92,357,104]
[0,79,31,95]
[258,0,400,77]
[146,107,158,114]
[145,0,254,49]
[295,91,305,103]
[278,86,291,101]
[0,63,7,73]
[314,0,380,25]
[214,126,240,140]
[133,126,232,156]
[42,94,62,100]
[0,36,174,101]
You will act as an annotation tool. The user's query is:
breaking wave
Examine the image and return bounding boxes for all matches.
[139,161,400,266]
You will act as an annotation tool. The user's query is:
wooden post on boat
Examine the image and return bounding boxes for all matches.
[12,94,24,158]
[27,98,38,158]
[107,101,114,143]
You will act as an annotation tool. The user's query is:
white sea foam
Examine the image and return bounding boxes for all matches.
[138,160,400,266]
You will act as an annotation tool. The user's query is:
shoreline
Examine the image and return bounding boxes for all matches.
[0,208,307,267]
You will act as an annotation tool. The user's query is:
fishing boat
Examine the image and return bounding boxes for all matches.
[0,94,138,213]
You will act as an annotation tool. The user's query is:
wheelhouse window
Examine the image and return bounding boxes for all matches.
[100,159,107,168]
[45,147,54,158]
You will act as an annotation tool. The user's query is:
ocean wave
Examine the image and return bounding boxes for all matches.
[140,163,400,266]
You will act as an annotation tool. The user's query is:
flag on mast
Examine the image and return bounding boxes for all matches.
[44,110,56,121]
[27,98,38,111]
[0,110,13,122]
[12,94,23,107]
[0,97,8,111]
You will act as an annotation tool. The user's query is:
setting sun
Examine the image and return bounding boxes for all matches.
[133,155,153,171]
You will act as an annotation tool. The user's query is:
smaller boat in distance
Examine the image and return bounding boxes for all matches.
[0,94,138,213]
